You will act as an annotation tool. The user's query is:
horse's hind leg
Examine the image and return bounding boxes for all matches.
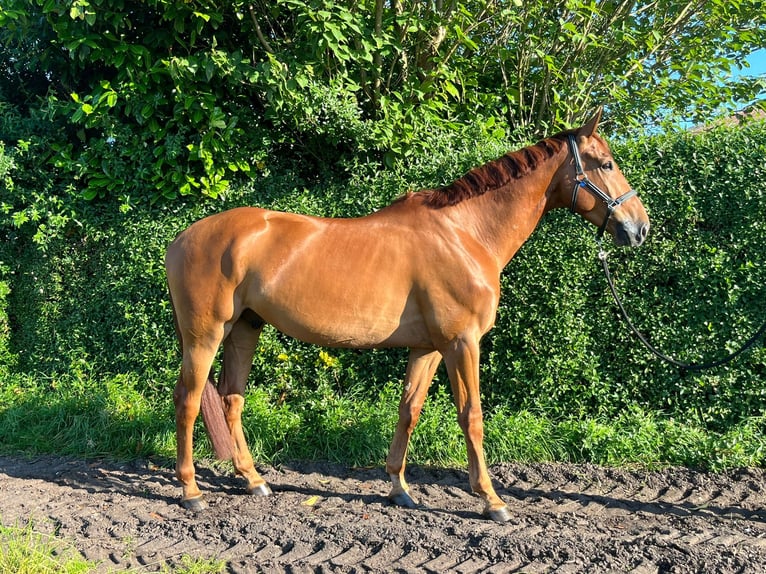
[175,333,223,511]
[218,313,271,496]
[386,349,442,508]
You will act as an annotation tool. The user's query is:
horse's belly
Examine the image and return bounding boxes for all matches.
[253,291,432,349]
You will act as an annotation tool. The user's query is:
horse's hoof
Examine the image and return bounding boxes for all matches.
[181,496,207,512]
[247,483,273,497]
[484,505,512,523]
[388,490,418,509]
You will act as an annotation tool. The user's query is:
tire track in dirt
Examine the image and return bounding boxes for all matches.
[1,456,766,573]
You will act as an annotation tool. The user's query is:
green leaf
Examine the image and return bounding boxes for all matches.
[11,211,29,227]
[81,188,98,200]
[444,80,460,100]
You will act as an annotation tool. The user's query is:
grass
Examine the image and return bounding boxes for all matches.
[0,519,227,574]
[0,521,94,574]
[2,369,765,471]
[0,372,176,460]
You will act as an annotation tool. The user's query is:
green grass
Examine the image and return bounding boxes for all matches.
[2,369,764,472]
[0,519,227,574]
[0,521,94,574]
[0,372,176,460]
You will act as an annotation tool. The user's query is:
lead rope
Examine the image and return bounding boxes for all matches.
[597,241,766,371]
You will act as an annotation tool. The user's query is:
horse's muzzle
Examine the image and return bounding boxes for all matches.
[613,220,649,247]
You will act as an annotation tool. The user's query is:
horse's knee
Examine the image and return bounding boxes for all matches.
[222,393,245,420]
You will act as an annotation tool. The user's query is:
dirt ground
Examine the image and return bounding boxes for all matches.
[1,455,766,573]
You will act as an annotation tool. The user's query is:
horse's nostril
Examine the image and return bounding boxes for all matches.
[627,222,650,247]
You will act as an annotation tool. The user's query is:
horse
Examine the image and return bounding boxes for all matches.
[165,109,650,522]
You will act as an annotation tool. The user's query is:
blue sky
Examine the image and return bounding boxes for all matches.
[731,48,766,112]
[740,48,766,78]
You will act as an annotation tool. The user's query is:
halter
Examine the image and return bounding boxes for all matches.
[567,134,637,240]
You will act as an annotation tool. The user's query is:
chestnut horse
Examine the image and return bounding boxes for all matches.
[165,109,649,522]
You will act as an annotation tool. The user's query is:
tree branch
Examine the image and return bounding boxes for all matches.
[248,4,274,55]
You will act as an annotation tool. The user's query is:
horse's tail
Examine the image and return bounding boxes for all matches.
[168,283,234,461]
[200,376,234,460]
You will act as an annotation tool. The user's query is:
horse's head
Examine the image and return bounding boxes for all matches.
[559,109,650,247]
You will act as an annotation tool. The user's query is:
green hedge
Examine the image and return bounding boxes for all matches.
[1,120,765,464]
[490,123,766,428]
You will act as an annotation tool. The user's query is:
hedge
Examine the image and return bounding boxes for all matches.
[1,119,765,447]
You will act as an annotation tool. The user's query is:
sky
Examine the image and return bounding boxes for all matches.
[740,48,766,78]
[730,48,766,113]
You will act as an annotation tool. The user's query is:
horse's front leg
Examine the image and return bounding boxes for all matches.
[443,337,511,522]
[386,349,442,508]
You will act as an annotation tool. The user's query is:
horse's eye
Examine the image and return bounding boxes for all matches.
[602,161,614,171]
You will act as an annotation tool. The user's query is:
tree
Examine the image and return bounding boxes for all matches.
[0,0,764,204]
[222,0,766,133]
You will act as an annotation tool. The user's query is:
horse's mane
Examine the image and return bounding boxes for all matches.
[420,133,569,208]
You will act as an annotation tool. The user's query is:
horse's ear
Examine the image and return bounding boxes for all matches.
[578,107,603,138]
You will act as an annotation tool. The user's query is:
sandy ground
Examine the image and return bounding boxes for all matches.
[2,455,766,573]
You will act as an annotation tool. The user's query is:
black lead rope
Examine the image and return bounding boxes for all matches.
[566,134,765,370]
[597,244,766,371]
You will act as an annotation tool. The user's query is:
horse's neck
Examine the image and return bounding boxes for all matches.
[450,151,565,268]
